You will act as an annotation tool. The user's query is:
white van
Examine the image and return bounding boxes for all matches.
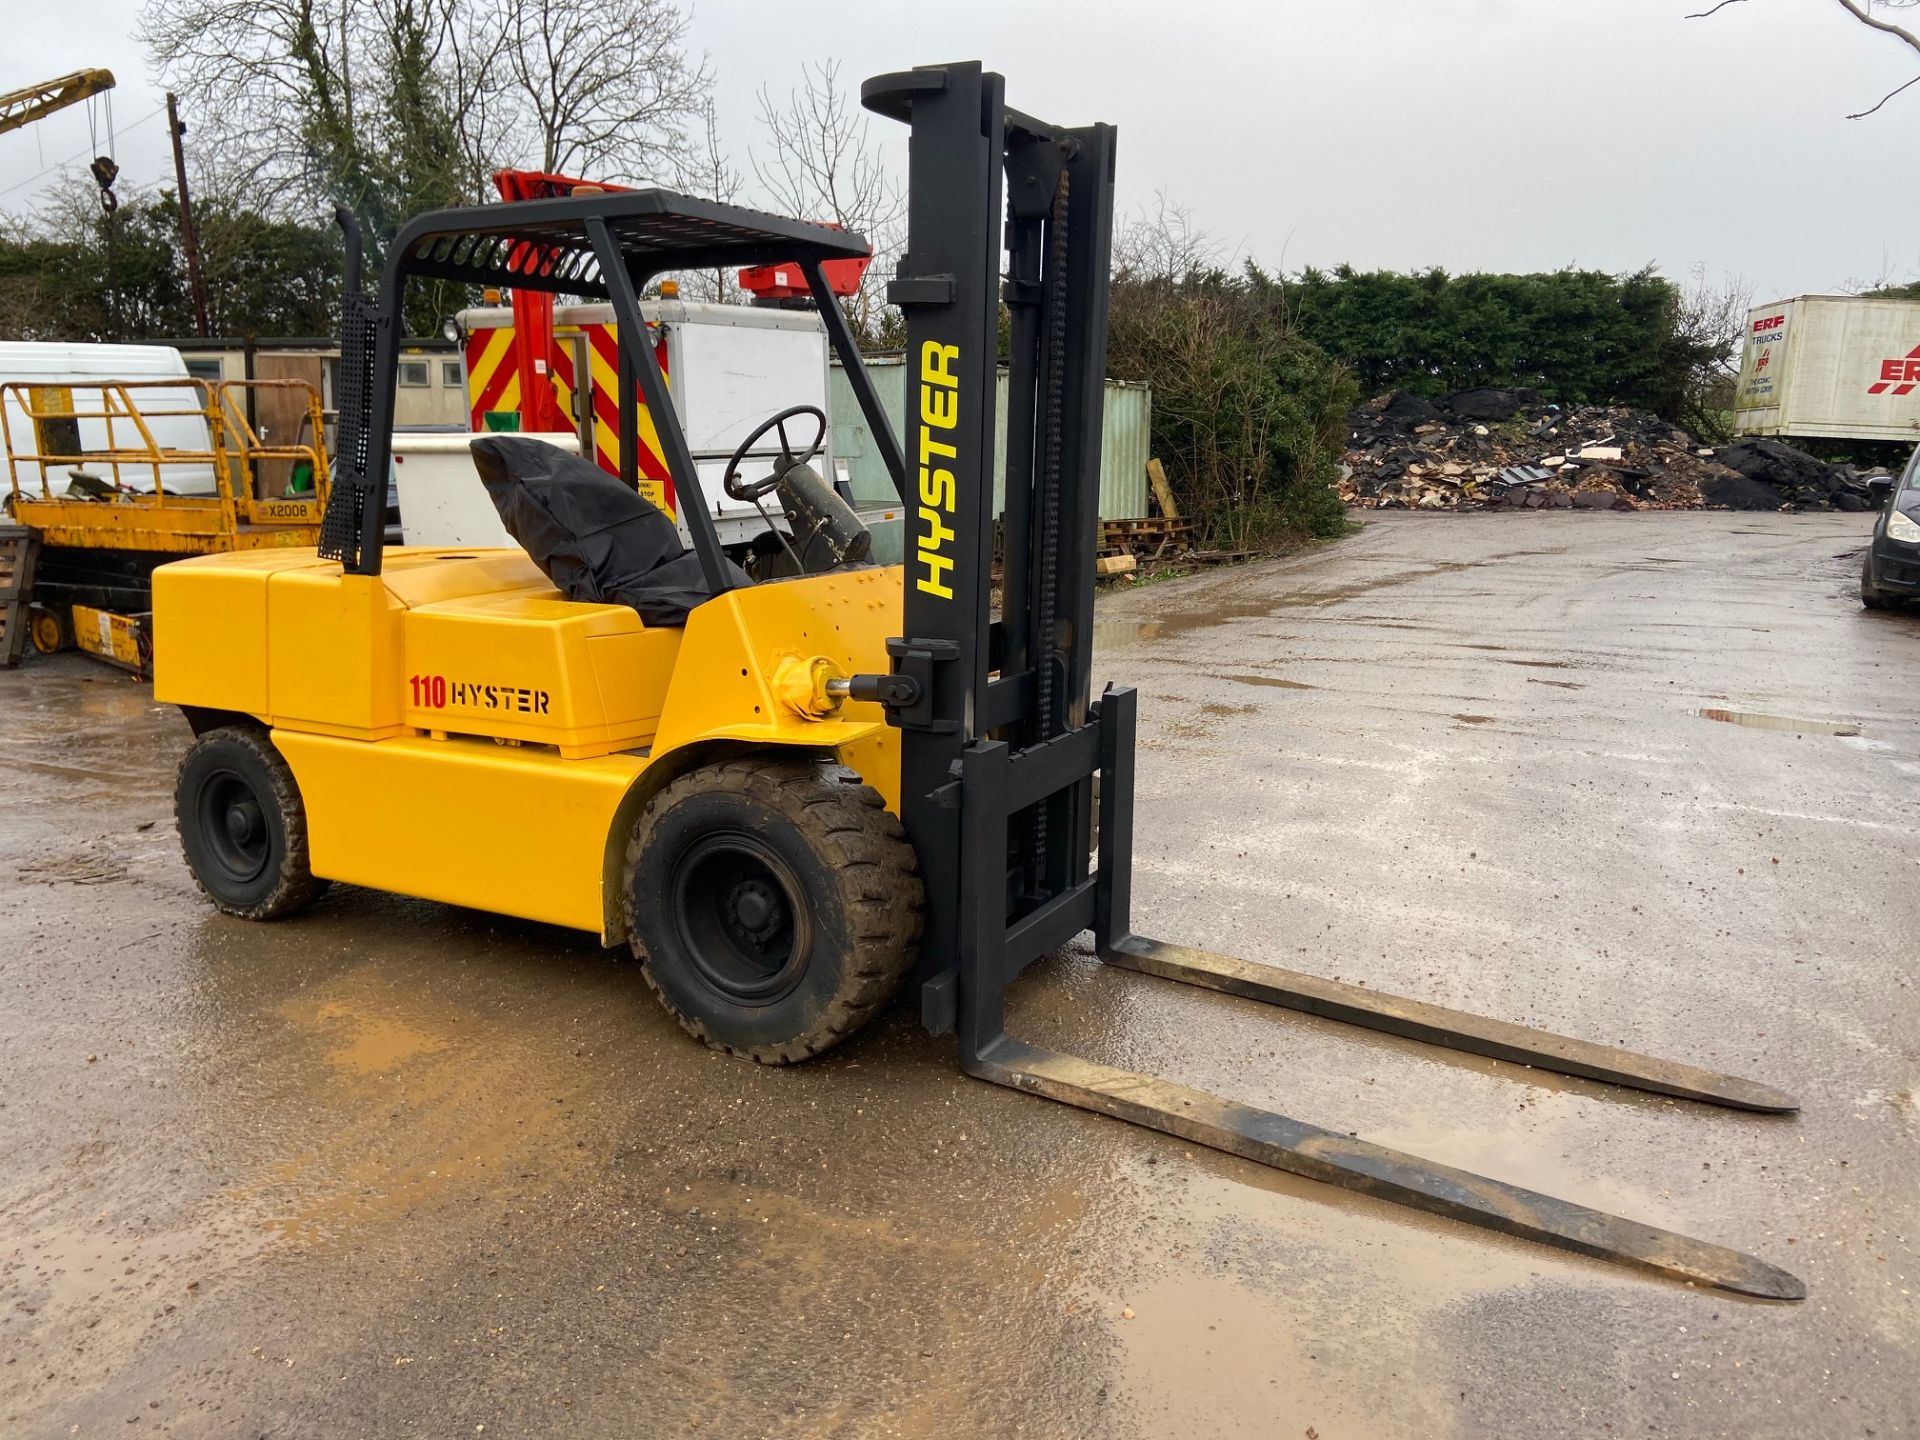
[0,342,217,499]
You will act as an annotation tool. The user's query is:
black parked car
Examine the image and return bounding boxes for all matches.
[1862,444,1920,610]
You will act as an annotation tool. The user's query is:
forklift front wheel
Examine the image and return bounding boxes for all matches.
[624,757,923,1064]
[174,727,329,921]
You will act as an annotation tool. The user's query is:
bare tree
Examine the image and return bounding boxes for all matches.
[1670,263,1753,440]
[139,0,372,208]
[495,0,709,179]
[1112,194,1221,284]
[140,0,708,227]
[751,61,902,337]
[1689,0,1920,116]
[670,98,744,303]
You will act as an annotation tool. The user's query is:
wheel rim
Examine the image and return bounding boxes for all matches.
[196,768,271,886]
[29,610,64,655]
[668,832,811,1005]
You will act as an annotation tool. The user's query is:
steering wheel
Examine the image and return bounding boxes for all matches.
[723,405,828,502]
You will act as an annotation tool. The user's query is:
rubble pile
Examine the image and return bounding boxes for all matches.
[1340,388,1887,514]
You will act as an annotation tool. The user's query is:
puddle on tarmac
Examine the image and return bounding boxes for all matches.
[678,1168,1087,1296]
[1694,708,1861,737]
[1100,1267,1358,1439]
[3,1214,271,1313]
[1092,564,1483,649]
[289,998,450,1074]
[1094,617,1171,644]
[1080,1154,1591,1440]
[1212,672,1316,690]
[241,987,585,1241]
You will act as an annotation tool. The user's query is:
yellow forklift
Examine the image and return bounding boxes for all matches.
[152,63,1803,1300]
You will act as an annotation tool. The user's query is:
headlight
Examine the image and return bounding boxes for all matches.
[1889,509,1920,543]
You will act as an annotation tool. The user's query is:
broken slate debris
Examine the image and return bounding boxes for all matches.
[1341,389,1888,514]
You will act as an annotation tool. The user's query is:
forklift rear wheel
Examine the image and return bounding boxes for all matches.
[624,756,923,1064]
[175,727,329,921]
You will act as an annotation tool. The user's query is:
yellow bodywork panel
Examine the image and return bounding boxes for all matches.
[274,730,645,932]
[70,605,150,676]
[153,545,905,937]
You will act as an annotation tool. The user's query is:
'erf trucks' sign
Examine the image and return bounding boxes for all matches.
[1733,294,1920,442]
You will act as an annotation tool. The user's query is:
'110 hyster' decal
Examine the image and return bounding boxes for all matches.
[409,674,552,715]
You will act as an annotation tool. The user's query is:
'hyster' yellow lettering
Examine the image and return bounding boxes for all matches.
[915,341,962,599]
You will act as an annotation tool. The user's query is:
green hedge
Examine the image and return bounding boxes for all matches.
[1107,269,1355,549]
[1285,264,1714,421]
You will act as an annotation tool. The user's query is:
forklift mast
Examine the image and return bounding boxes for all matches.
[862,63,1118,1050]
[862,63,1804,1301]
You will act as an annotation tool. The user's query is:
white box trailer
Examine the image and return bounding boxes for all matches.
[390,429,580,547]
[1732,294,1920,442]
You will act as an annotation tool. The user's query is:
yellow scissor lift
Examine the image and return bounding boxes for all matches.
[2,378,330,677]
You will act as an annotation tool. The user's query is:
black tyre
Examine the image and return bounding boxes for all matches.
[1862,554,1894,610]
[624,756,923,1064]
[175,726,328,920]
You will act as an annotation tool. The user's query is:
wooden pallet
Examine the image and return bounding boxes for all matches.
[1099,515,1196,560]
[0,525,38,668]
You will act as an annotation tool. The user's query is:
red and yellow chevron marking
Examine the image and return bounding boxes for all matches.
[465,327,519,426]
[583,322,675,518]
[463,321,677,520]
[464,327,578,434]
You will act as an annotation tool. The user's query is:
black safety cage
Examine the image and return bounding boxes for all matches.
[321,190,906,587]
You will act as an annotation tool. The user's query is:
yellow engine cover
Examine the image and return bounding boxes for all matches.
[151,546,906,936]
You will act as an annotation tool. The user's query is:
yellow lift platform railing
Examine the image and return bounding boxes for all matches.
[2,377,331,553]
[2,378,332,676]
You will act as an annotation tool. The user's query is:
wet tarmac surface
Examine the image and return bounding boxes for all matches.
[3,510,1916,1437]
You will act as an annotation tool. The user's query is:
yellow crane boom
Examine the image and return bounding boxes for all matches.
[0,69,116,139]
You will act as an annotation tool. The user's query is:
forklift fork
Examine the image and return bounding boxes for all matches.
[939,688,1802,1302]
[866,63,1803,1302]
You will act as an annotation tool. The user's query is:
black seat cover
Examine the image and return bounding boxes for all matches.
[470,436,749,627]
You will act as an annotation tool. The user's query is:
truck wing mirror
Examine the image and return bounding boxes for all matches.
[1867,475,1894,507]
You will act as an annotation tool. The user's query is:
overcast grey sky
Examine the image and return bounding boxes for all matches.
[5,0,1916,305]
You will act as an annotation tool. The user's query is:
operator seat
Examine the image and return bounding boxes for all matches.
[470,436,750,627]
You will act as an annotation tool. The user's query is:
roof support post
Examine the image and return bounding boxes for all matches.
[803,259,905,501]
[585,217,731,597]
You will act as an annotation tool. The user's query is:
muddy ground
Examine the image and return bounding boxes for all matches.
[2,510,1916,1438]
